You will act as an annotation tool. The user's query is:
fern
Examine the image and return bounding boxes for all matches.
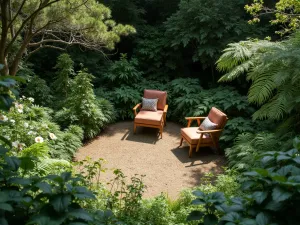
[217,32,300,132]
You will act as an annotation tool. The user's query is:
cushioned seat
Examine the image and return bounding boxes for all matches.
[133,90,168,138]
[179,107,228,157]
[135,110,163,126]
[181,127,212,145]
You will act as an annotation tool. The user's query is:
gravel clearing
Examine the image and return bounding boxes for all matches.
[75,121,226,199]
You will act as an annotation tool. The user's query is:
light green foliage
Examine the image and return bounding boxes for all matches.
[165,0,254,67]
[52,53,75,100]
[0,0,136,75]
[245,0,300,35]
[56,69,113,139]
[225,132,293,172]
[217,32,300,132]
[0,97,83,161]
[19,143,49,158]
[104,54,143,86]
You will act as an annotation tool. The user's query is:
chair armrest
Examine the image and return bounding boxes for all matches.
[133,103,141,116]
[197,129,223,134]
[185,117,206,127]
[185,117,206,121]
[164,105,168,113]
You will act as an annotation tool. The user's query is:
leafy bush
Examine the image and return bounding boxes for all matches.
[105,86,140,120]
[225,132,293,172]
[0,147,114,225]
[0,97,83,161]
[22,75,53,106]
[55,69,113,139]
[188,137,300,225]
[104,54,143,86]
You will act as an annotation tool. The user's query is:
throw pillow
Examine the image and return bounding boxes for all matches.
[141,97,158,111]
[197,117,218,133]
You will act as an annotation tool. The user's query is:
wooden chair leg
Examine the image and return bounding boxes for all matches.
[179,137,183,146]
[134,124,137,134]
[196,134,203,152]
[189,145,193,158]
[160,126,163,139]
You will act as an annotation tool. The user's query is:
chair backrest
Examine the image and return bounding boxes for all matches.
[143,89,167,110]
[207,107,228,130]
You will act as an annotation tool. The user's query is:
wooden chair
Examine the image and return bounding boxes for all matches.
[179,107,228,157]
[133,90,168,138]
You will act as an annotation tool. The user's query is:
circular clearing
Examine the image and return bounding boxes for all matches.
[76,121,226,199]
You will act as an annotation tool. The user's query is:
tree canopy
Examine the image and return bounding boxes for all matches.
[0,0,135,75]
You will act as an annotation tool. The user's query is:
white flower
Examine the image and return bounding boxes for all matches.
[22,96,26,99]
[4,135,10,140]
[35,136,44,143]
[24,122,29,128]
[28,97,34,103]
[12,141,19,148]
[41,124,48,128]
[27,130,36,135]
[15,103,24,113]
[0,115,8,122]
[10,119,15,124]
[49,133,57,140]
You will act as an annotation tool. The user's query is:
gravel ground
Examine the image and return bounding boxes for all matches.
[75,121,226,199]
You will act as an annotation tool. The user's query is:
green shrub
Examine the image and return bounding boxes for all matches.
[188,137,300,225]
[0,97,83,161]
[104,53,143,86]
[55,69,113,139]
[22,75,53,106]
[225,132,293,172]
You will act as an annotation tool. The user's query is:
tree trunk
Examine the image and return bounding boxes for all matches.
[0,0,9,75]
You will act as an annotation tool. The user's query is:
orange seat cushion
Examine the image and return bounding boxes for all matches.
[135,110,163,126]
[181,127,212,145]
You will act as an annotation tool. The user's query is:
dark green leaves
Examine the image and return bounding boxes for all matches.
[272,187,292,202]
[50,194,72,212]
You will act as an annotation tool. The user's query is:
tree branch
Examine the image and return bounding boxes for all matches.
[4,0,61,55]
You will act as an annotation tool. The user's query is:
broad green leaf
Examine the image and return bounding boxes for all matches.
[256,212,269,225]
[73,186,95,199]
[255,168,269,177]
[20,157,35,171]
[241,218,257,225]
[272,187,292,202]
[187,211,204,221]
[0,218,8,225]
[0,203,13,211]
[8,177,32,186]
[68,208,92,221]
[192,190,205,197]
[4,156,20,171]
[204,214,218,225]
[50,194,72,212]
[221,212,241,222]
[252,191,268,204]
[0,145,9,155]
[277,155,291,162]
[265,200,283,211]
[191,199,205,205]
[36,182,52,194]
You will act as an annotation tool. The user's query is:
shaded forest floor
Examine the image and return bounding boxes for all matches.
[76,121,226,198]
